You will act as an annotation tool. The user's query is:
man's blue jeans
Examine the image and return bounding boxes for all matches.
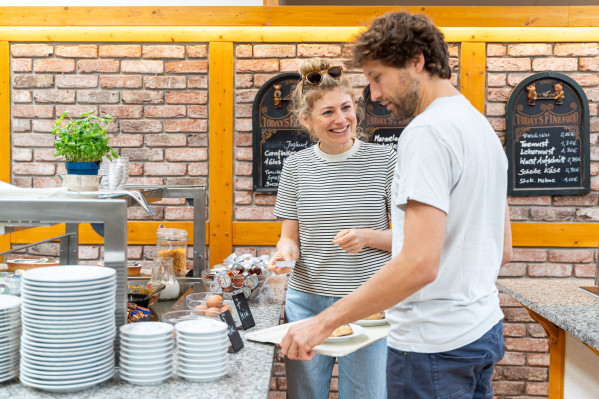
[386,320,504,399]
[284,287,387,399]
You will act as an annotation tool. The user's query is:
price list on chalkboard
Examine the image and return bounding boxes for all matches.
[507,73,590,196]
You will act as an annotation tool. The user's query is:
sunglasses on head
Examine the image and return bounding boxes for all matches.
[301,66,344,91]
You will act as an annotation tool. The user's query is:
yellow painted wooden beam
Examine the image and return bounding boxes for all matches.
[0,41,9,184]
[525,307,565,399]
[233,222,281,246]
[459,42,486,114]
[2,26,599,43]
[511,222,599,248]
[208,42,234,267]
[9,222,210,245]
[0,6,577,27]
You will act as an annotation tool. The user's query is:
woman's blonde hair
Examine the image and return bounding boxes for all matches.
[290,58,365,141]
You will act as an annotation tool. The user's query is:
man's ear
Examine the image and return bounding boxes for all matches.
[412,53,425,72]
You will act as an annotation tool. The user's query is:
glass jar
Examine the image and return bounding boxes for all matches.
[156,224,188,277]
[150,257,179,300]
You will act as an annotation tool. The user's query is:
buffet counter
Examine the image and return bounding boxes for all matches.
[497,278,599,399]
[0,274,286,399]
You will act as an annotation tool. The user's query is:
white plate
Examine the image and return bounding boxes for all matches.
[119,368,172,380]
[0,295,21,310]
[23,321,113,335]
[324,324,365,344]
[19,367,114,392]
[119,357,172,368]
[20,286,114,299]
[22,265,115,283]
[120,339,173,351]
[120,321,174,337]
[21,350,113,368]
[178,369,227,382]
[178,358,227,370]
[176,345,229,355]
[21,306,115,319]
[20,347,109,365]
[22,315,114,329]
[177,338,229,350]
[175,319,227,335]
[120,353,173,364]
[22,299,115,312]
[21,339,113,356]
[120,375,169,386]
[21,294,114,307]
[120,362,171,374]
[22,329,115,346]
[353,318,390,327]
[119,346,173,357]
[25,324,115,340]
[21,356,114,377]
[21,280,115,292]
[177,351,228,362]
[177,334,228,344]
[120,335,173,347]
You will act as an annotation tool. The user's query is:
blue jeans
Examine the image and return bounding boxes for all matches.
[284,287,387,399]
[386,320,505,399]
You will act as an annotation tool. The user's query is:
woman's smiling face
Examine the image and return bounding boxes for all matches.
[301,86,357,155]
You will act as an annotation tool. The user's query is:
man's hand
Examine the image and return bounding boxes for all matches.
[332,229,367,254]
[280,317,335,361]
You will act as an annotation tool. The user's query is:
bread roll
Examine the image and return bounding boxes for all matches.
[364,311,385,321]
[330,324,353,337]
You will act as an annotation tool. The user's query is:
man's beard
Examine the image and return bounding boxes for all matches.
[389,80,420,121]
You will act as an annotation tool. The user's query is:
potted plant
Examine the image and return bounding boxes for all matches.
[52,111,118,191]
[52,111,118,175]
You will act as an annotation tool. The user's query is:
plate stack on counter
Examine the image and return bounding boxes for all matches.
[0,295,21,383]
[175,318,229,382]
[19,266,116,392]
[119,322,175,385]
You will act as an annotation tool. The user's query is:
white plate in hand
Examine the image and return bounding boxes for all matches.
[353,318,389,327]
[324,323,364,344]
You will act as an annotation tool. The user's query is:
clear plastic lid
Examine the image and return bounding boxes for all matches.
[156,225,188,241]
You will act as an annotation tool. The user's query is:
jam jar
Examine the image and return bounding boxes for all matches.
[156,224,189,277]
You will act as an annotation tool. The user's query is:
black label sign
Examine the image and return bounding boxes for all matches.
[252,73,312,193]
[219,310,244,353]
[361,85,411,151]
[506,72,590,196]
[232,292,255,330]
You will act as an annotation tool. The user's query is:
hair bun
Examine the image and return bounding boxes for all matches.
[298,58,329,76]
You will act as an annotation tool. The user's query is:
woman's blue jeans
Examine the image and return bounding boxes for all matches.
[284,287,387,399]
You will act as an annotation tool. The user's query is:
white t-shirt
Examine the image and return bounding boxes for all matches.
[274,139,396,297]
[387,94,507,353]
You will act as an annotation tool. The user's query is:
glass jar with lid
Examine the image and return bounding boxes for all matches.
[156,224,189,277]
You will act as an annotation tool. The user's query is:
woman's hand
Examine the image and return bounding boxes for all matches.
[332,229,367,254]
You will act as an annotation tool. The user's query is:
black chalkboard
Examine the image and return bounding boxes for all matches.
[252,73,312,193]
[506,72,590,196]
[361,85,411,151]
[219,310,244,353]
[232,292,255,330]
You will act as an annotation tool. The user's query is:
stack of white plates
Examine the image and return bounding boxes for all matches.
[119,322,174,385]
[19,266,116,392]
[0,295,21,383]
[175,318,229,382]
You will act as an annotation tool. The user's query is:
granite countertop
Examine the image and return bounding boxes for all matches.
[497,278,599,351]
[0,274,287,399]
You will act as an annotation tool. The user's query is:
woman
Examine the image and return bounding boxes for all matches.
[268,58,396,399]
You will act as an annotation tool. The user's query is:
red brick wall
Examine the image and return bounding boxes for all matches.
[9,40,599,398]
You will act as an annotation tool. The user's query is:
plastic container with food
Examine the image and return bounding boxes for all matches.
[156,225,189,277]
[185,292,239,322]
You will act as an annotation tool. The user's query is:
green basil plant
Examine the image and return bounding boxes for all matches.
[52,111,118,163]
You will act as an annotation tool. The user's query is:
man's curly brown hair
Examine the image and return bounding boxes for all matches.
[351,12,451,80]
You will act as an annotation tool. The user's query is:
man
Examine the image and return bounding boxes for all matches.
[280,12,513,399]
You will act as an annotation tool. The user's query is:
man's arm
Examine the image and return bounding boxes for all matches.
[280,200,446,360]
[502,202,513,266]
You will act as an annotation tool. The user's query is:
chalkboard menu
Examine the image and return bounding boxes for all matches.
[252,77,411,193]
[360,85,411,151]
[506,72,590,196]
[252,73,312,193]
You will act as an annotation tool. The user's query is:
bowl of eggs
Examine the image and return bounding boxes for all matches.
[186,293,239,323]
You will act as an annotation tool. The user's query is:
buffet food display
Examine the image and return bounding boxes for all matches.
[202,254,271,300]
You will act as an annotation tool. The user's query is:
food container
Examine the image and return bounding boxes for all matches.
[202,262,271,301]
[156,225,188,277]
[127,282,165,307]
[185,292,239,322]
[6,257,59,272]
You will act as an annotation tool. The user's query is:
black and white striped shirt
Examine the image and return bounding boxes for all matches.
[274,139,396,297]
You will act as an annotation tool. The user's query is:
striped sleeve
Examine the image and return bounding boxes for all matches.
[274,155,298,220]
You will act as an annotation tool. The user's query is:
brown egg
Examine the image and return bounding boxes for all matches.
[193,304,208,316]
[206,295,224,308]
[220,304,232,314]
[206,307,221,317]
